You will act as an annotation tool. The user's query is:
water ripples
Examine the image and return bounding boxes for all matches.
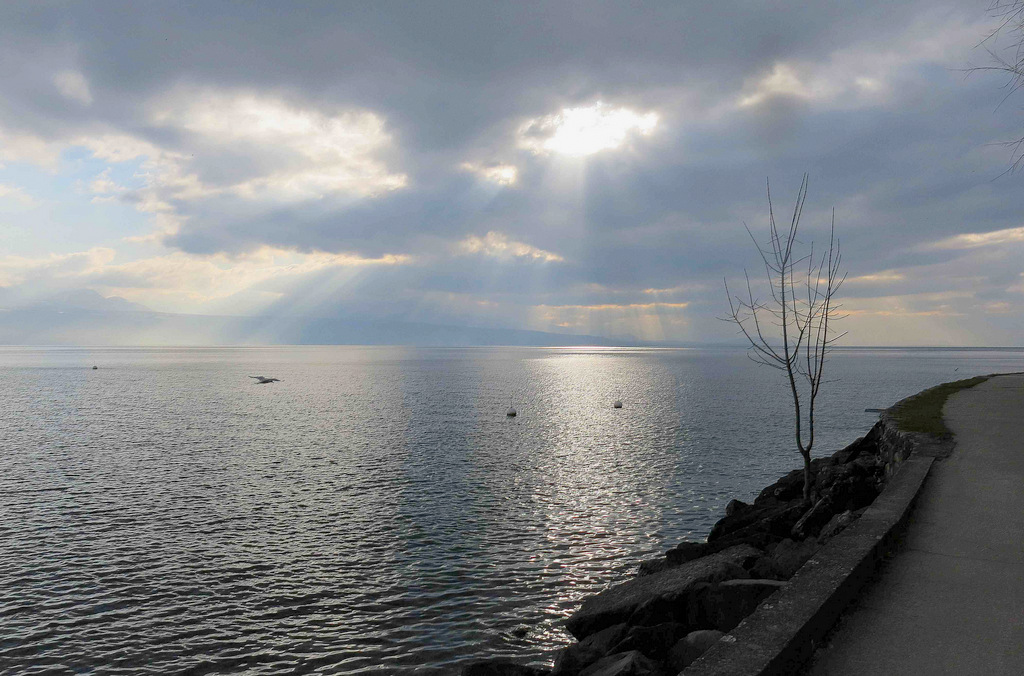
[2,346,1021,674]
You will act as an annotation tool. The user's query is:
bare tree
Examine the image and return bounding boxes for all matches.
[974,1,1024,171]
[724,175,846,503]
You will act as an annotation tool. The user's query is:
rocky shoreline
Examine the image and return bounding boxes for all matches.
[462,415,917,676]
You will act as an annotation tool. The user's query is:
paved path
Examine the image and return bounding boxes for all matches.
[809,374,1024,675]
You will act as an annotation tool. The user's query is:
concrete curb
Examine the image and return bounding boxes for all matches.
[682,422,947,675]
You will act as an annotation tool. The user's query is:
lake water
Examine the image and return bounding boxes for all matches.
[2,345,1021,674]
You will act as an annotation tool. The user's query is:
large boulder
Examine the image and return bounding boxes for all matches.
[791,494,837,539]
[766,537,820,579]
[818,510,859,543]
[708,498,804,542]
[753,457,832,505]
[552,624,628,676]
[707,502,806,550]
[461,659,550,675]
[636,557,671,577]
[609,622,688,661]
[829,424,881,465]
[667,629,725,672]
[565,545,760,639]
[829,475,880,512]
[665,542,711,565]
[698,578,787,631]
[623,581,713,629]
[814,461,864,493]
[578,651,663,676]
[724,498,751,517]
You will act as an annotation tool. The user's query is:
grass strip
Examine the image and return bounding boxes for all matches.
[888,375,990,439]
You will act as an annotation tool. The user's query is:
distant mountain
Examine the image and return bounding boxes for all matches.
[0,306,626,346]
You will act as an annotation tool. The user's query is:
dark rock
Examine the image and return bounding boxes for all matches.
[852,453,881,473]
[636,557,671,577]
[753,457,831,505]
[625,581,713,628]
[818,509,858,542]
[578,651,663,676]
[815,462,862,492]
[766,537,819,579]
[747,554,785,581]
[705,530,781,557]
[461,658,550,675]
[552,623,629,676]
[828,475,880,513]
[609,622,688,661]
[829,423,882,464]
[667,629,725,672]
[725,499,750,517]
[708,499,804,543]
[709,501,807,550]
[754,468,804,504]
[665,541,710,565]
[699,578,787,631]
[565,545,760,639]
[791,494,836,539]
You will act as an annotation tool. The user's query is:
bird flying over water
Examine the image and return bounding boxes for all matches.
[249,375,281,384]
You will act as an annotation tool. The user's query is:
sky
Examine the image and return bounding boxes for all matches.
[1,1,1023,346]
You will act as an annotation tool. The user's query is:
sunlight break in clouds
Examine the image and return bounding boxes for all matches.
[460,162,518,186]
[457,232,563,262]
[519,102,658,157]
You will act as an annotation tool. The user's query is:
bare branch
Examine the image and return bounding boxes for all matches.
[722,175,845,502]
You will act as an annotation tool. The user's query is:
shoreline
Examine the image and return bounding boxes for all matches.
[463,377,989,676]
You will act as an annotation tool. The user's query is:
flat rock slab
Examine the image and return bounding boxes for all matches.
[566,545,760,639]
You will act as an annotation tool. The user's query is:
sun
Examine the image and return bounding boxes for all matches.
[519,102,659,157]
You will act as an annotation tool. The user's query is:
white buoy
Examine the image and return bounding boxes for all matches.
[613,400,623,409]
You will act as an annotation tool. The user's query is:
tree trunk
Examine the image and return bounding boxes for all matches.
[801,449,813,504]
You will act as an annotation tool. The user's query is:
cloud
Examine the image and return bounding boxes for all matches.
[739,64,817,108]
[460,161,518,185]
[0,244,411,313]
[0,248,116,287]
[150,89,408,200]
[931,226,1024,250]
[0,182,35,206]
[844,270,906,285]
[0,2,1019,344]
[53,70,93,106]
[456,231,564,262]
[0,127,63,170]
